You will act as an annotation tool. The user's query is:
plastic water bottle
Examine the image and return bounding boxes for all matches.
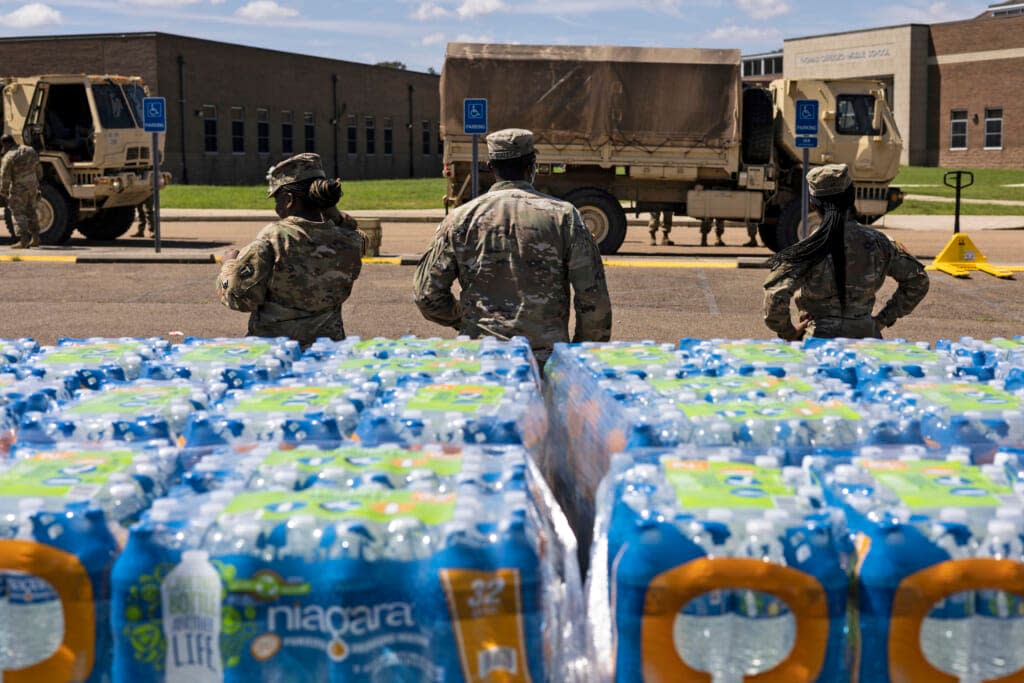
[919,508,975,679]
[972,519,1024,680]
[732,519,795,675]
[674,517,735,682]
[161,550,223,683]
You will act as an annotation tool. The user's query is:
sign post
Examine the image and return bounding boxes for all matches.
[795,99,819,240]
[142,96,166,253]
[463,98,488,199]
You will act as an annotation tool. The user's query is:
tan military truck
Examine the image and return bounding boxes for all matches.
[440,43,904,254]
[0,74,170,244]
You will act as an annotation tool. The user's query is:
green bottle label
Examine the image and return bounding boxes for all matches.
[663,458,794,509]
[678,398,861,423]
[0,449,136,498]
[861,459,1012,509]
[40,342,142,366]
[405,384,505,413]
[260,445,464,477]
[910,383,1021,413]
[69,385,193,415]
[177,341,273,363]
[333,357,481,376]
[847,342,939,364]
[718,342,808,364]
[232,386,351,414]
[222,489,457,525]
[584,345,676,368]
[649,375,814,398]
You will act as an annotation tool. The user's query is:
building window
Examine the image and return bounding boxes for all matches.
[383,117,393,155]
[281,110,293,155]
[950,110,968,150]
[769,56,782,74]
[304,112,315,153]
[422,120,431,155]
[257,108,270,155]
[347,115,358,155]
[985,108,1003,149]
[231,107,245,154]
[202,105,217,153]
[365,116,375,155]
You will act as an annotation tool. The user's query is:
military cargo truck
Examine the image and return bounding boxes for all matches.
[440,43,904,254]
[0,74,170,244]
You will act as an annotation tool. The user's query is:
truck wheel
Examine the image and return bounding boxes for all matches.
[4,182,75,244]
[742,87,774,165]
[563,188,627,255]
[768,198,820,252]
[76,207,136,241]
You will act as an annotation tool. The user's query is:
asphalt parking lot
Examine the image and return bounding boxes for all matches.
[2,218,1023,345]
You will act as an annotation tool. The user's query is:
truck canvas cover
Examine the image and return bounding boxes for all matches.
[441,43,741,151]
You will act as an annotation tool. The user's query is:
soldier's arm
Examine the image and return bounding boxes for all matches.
[0,155,10,196]
[333,233,363,304]
[217,239,275,312]
[413,221,461,328]
[875,239,930,328]
[567,208,612,342]
[763,271,802,340]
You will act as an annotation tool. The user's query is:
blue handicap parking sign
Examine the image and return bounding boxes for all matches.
[142,97,166,133]
[795,136,818,148]
[464,98,488,135]
[795,99,819,136]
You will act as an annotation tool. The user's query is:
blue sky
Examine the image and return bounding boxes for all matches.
[0,0,994,73]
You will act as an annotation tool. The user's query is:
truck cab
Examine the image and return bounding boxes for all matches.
[1,74,170,244]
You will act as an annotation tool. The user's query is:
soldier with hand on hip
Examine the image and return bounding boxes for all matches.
[0,134,43,249]
[763,163,929,341]
[414,128,612,364]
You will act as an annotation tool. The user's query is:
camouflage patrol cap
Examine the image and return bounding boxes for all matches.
[806,163,853,197]
[486,128,535,161]
[266,153,326,198]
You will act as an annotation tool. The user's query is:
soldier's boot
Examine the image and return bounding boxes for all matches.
[700,234,708,247]
[660,233,674,246]
[715,238,726,247]
[28,234,40,248]
[132,225,146,237]
[10,235,30,249]
[743,238,758,247]
[648,230,657,246]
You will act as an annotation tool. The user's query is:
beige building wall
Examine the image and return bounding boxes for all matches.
[783,25,931,166]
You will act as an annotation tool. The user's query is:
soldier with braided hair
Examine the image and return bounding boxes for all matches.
[217,153,363,346]
[763,163,929,341]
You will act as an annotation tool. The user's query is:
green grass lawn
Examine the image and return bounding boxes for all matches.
[894,166,1024,201]
[161,178,448,210]
[892,199,1024,216]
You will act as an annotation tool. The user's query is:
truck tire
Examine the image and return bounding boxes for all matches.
[4,182,74,244]
[563,188,627,255]
[767,198,821,252]
[742,87,774,165]
[76,207,136,241]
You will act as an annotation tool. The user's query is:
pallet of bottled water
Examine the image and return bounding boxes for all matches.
[144,336,301,387]
[0,440,180,683]
[112,442,585,683]
[588,448,851,682]
[810,446,1024,681]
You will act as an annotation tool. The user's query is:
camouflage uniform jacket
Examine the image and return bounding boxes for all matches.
[763,219,929,339]
[414,180,612,360]
[218,215,363,346]
[0,145,42,196]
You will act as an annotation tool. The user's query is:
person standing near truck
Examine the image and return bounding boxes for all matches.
[0,134,42,249]
[763,164,929,340]
[648,210,674,246]
[132,195,154,238]
[414,128,612,363]
[699,217,726,247]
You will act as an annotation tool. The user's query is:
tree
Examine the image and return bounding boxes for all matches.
[375,61,407,70]
[427,67,438,75]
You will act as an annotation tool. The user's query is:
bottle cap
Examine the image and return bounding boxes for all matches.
[938,507,968,524]
[988,519,1017,537]
[746,518,775,535]
[182,549,210,563]
[754,455,779,469]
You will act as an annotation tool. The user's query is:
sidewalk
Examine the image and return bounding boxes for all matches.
[160,208,1024,231]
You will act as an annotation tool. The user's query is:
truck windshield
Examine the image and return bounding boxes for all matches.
[836,94,882,136]
[122,83,146,124]
[92,83,137,129]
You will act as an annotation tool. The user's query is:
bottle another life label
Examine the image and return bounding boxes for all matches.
[161,550,223,683]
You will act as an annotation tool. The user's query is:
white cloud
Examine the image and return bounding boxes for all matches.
[708,24,780,42]
[454,32,495,43]
[2,2,62,28]
[413,2,450,20]
[888,2,972,23]
[737,0,790,19]
[456,0,505,18]
[235,0,298,21]
[421,32,446,46]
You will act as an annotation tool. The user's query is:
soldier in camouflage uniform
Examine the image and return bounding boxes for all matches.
[0,134,43,249]
[414,128,612,363]
[217,153,363,347]
[648,210,674,246]
[763,164,929,340]
[699,217,726,247]
[132,195,154,237]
